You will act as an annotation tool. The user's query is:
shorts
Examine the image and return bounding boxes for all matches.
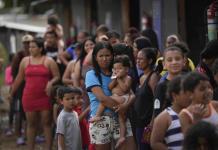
[122,94,130,102]
[89,115,133,144]
[113,93,130,103]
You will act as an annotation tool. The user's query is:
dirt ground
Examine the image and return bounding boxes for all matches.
[0,135,47,150]
[0,86,56,150]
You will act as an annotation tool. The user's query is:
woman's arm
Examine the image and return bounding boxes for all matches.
[46,58,60,95]
[84,50,93,65]
[10,57,26,96]
[48,58,60,84]
[62,61,75,86]
[53,104,58,124]
[78,106,90,121]
[55,24,64,38]
[57,134,65,150]
[149,73,161,95]
[73,61,81,87]
[150,112,169,150]
[91,86,118,109]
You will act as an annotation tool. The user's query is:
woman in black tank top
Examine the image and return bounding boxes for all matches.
[134,48,160,150]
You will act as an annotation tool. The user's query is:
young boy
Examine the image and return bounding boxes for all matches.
[56,86,82,150]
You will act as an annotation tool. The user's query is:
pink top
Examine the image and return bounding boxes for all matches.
[22,57,52,112]
[5,66,13,85]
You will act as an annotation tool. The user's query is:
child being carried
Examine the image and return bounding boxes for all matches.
[90,55,132,149]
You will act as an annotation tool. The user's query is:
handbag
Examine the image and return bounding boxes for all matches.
[141,124,152,144]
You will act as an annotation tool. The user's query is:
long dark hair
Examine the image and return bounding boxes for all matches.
[77,37,95,64]
[140,47,157,70]
[31,37,46,55]
[92,42,114,85]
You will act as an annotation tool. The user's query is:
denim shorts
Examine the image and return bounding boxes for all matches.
[89,115,133,144]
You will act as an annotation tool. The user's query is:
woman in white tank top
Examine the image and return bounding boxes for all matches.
[179,72,218,135]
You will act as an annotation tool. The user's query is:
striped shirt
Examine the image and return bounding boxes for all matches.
[165,107,184,150]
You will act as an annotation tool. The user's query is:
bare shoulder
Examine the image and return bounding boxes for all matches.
[179,107,192,123]
[155,110,170,125]
[45,56,54,62]
[211,101,218,111]
[68,60,76,66]
[150,72,160,80]
[44,57,57,69]
[22,56,30,61]
[179,108,188,117]
[21,56,29,66]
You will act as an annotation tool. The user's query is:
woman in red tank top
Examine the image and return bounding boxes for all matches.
[10,37,60,150]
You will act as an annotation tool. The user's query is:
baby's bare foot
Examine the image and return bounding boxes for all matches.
[115,137,126,149]
[89,116,101,123]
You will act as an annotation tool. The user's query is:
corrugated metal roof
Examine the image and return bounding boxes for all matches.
[0,14,46,33]
[0,21,46,33]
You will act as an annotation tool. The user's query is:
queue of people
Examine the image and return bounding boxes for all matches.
[2,13,218,150]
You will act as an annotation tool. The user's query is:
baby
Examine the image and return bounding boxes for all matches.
[90,55,132,148]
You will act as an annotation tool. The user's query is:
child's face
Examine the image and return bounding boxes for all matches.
[192,80,213,105]
[76,94,83,107]
[175,90,191,108]
[164,50,184,75]
[113,62,128,78]
[62,93,79,111]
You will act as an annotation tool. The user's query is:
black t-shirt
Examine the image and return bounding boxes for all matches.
[46,47,58,61]
[153,79,171,117]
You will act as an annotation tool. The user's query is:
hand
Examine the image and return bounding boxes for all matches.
[7,94,13,103]
[115,101,128,115]
[45,82,52,96]
[190,104,207,122]
[116,72,122,78]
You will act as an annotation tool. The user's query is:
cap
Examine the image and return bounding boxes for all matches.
[22,34,33,42]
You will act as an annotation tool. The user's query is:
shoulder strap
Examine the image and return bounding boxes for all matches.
[166,107,177,116]
[166,107,179,121]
